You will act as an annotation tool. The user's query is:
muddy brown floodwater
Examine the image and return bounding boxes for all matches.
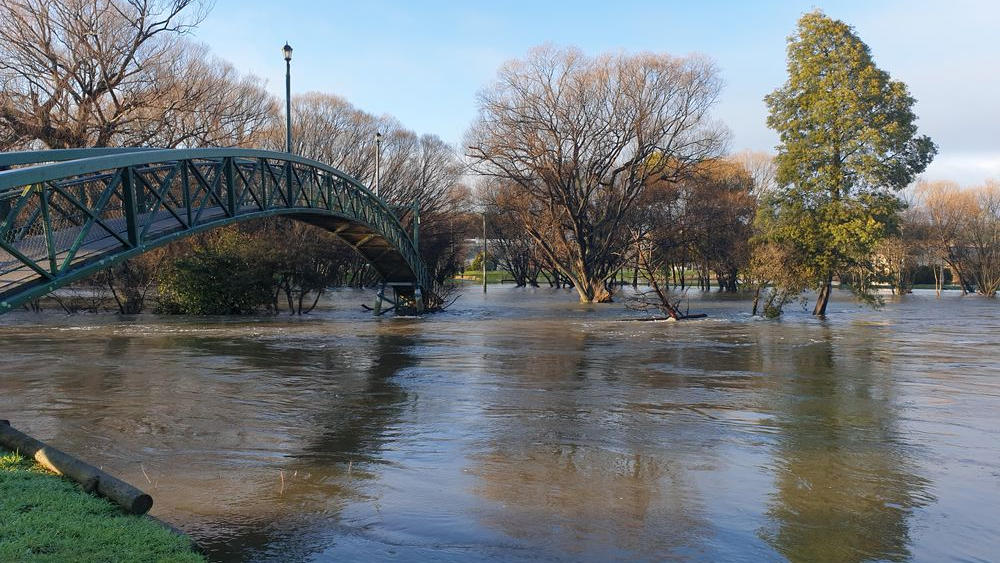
[1,286,999,561]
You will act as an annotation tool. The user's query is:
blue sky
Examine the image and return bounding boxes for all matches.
[192,0,1000,185]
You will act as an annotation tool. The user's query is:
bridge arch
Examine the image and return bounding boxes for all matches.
[0,148,429,313]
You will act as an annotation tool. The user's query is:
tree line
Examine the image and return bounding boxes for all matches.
[882,180,1000,298]
[471,11,994,319]
[2,2,995,316]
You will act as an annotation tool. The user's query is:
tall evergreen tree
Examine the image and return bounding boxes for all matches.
[764,11,936,315]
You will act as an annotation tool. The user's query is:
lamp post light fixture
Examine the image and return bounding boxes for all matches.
[283,42,293,154]
[374,131,382,197]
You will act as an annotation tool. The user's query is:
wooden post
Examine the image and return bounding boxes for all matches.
[0,420,153,515]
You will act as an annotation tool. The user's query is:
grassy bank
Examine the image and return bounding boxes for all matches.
[454,270,511,284]
[0,448,202,562]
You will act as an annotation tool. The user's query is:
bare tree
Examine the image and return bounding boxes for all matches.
[467,45,727,302]
[290,93,379,176]
[730,150,777,197]
[965,181,1000,297]
[915,180,979,294]
[291,93,465,218]
[626,159,754,317]
[685,160,756,291]
[482,179,547,287]
[288,92,472,301]
[152,46,278,148]
[0,0,273,150]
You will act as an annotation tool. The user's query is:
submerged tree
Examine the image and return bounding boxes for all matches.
[155,229,276,315]
[481,179,551,287]
[764,11,936,315]
[468,45,727,303]
[628,158,756,318]
[913,181,974,295]
[965,182,1000,297]
[684,159,757,292]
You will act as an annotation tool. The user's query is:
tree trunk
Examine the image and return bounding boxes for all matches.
[649,275,681,319]
[950,261,971,295]
[632,247,639,288]
[108,277,125,314]
[573,278,613,303]
[813,272,833,316]
[283,279,295,313]
[303,289,323,314]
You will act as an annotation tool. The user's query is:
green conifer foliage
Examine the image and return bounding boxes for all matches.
[764,11,936,315]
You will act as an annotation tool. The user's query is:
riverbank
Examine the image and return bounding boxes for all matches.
[0,448,202,562]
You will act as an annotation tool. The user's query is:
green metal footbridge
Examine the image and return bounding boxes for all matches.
[0,148,429,314]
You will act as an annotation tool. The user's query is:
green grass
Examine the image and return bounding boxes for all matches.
[454,270,511,284]
[0,449,203,563]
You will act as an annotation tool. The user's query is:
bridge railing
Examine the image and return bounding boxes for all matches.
[0,148,428,311]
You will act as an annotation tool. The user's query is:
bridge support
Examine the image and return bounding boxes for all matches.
[372,283,397,316]
[373,284,384,315]
[376,282,424,316]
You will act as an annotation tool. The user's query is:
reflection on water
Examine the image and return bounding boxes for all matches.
[300,332,413,464]
[473,446,693,560]
[758,326,930,562]
[1,287,998,561]
[468,328,709,559]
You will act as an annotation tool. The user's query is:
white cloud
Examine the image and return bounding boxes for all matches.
[920,152,1000,186]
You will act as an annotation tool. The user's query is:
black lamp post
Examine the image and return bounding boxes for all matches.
[283,42,293,153]
[482,210,487,293]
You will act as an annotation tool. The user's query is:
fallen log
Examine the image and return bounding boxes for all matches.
[622,313,709,322]
[0,420,153,515]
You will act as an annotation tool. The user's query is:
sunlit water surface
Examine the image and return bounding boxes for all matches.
[1,286,999,562]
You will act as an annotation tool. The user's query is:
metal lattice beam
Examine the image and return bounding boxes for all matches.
[0,148,429,313]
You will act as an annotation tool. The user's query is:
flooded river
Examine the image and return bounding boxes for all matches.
[1,286,999,561]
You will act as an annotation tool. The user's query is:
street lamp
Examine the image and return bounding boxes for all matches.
[283,42,293,154]
[482,210,487,294]
[374,131,382,197]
